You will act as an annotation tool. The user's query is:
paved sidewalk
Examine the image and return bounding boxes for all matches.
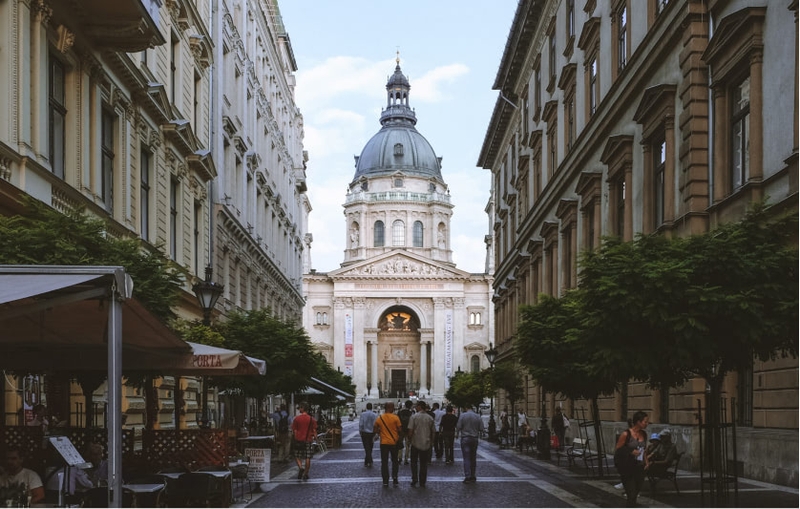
[233,423,798,508]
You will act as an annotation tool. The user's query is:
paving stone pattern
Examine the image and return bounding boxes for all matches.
[236,419,798,508]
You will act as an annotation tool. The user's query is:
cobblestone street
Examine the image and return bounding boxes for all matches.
[236,420,798,508]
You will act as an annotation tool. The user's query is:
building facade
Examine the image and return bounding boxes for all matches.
[478,0,797,485]
[0,0,306,430]
[303,61,494,402]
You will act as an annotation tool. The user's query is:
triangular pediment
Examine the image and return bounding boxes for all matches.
[329,250,471,279]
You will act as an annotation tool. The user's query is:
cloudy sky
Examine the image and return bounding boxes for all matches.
[279,1,518,274]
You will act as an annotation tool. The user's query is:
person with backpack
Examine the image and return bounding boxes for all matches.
[397,400,413,465]
[273,404,292,462]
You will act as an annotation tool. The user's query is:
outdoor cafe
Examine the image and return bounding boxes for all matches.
[0,266,270,507]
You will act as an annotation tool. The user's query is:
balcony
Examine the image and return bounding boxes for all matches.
[53,0,165,53]
[345,190,451,205]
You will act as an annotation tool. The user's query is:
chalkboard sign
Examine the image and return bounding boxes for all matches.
[244,447,270,484]
[48,436,90,468]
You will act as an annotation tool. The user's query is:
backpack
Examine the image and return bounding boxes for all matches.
[278,412,289,433]
[398,408,412,433]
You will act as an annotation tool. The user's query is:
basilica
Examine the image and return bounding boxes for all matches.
[302,60,494,402]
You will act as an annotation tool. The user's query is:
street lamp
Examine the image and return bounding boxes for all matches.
[193,266,224,326]
[537,385,551,460]
[192,265,224,428]
[485,342,498,442]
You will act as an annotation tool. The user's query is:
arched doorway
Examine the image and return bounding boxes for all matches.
[375,306,422,399]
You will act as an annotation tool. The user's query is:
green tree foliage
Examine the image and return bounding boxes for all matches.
[517,291,617,401]
[0,197,182,322]
[445,370,487,410]
[490,361,525,404]
[216,309,320,398]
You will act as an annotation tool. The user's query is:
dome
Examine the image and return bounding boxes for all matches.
[353,125,442,182]
[351,61,443,183]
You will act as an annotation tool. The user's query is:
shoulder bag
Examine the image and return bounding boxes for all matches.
[380,415,403,449]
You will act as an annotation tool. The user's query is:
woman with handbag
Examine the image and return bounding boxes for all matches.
[614,411,649,507]
[291,402,318,481]
[372,401,403,486]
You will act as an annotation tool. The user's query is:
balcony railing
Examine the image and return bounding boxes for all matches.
[345,191,451,205]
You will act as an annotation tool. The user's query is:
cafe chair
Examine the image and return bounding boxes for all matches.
[124,475,167,508]
[230,462,252,501]
[79,487,133,508]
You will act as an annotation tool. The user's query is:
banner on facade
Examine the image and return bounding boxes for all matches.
[444,310,453,389]
[344,359,353,377]
[345,314,353,358]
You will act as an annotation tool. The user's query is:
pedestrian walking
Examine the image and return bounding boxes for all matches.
[551,407,566,451]
[614,411,649,507]
[440,405,458,464]
[456,404,483,483]
[408,401,435,487]
[432,402,445,459]
[273,404,292,462]
[290,402,317,481]
[397,400,413,464]
[373,401,403,486]
[358,403,378,466]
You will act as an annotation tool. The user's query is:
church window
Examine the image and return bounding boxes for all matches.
[470,355,480,373]
[392,220,405,246]
[374,221,385,247]
[413,221,423,247]
[469,312,482,325]
[379,311,418,331]
[322,312,328,325]
[361,181,368,191]
[429,183,436,193]
[394,177,404,188]
[394,143,404,156]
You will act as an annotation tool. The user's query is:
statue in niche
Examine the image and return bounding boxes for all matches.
[350,227,359,248]
[437,228,446,249]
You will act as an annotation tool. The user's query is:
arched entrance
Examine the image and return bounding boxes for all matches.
[375,306,422,399]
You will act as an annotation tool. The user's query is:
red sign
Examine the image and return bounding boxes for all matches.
[345,344,353,357]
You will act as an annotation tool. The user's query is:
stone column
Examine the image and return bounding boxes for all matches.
[371,341,378,396]
[419,340,428,394]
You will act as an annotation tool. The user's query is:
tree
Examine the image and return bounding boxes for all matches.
[216,309,320,399]
[444,371,487,410]
[516,291,616,470]
[0,196,182,322]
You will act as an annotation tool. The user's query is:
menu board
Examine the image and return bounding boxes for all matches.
[244,447,270,484]
[48,436,90,468]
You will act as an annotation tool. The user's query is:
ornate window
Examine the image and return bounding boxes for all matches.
[578,17,601,119]
[392,220,405,246]
[394,177,404,187]
[547,20,557,93]
[470,355,480,374]
[612,1,630,79]
[140,149,151,241]
[394,143,404,156]
[169,178,179,260]
[702,7,764,208]
[49,54,66,179]
[101,108,116,212]
[634,84,677,233]
[469,312,482,325]
[374,220,385,247]
[731,76,750,190]
[601,136,634,240]
[564,0,576,59]
[413,221,423,247]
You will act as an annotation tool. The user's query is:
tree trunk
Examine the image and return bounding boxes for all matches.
[705,375,727,506]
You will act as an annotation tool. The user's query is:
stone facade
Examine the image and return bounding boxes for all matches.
[303,62,494,401]
[479,0,797,486]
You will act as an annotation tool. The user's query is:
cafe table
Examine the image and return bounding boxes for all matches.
[122,482,165,508]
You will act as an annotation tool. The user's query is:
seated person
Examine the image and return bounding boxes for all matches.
[645,433,661,458]
[82,443,108,487]
[646,429,678,476]
[1,446,45,504]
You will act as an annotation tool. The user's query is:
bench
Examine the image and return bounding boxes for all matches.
[647,451,683,495]
[566,437,590,467]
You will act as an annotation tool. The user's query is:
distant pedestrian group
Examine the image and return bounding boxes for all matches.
[350,400,489,487]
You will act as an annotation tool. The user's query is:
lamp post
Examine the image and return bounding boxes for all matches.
[192,265,224,427]
[485,342,498,442]
[537,386,551,460]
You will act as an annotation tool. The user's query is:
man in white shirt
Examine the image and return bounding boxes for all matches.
[1,446,45,504]
[432,402,446,460]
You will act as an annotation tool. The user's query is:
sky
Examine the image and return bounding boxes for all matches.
[279,1,518,274]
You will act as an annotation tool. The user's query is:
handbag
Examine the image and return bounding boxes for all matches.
[614,430,637,474]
